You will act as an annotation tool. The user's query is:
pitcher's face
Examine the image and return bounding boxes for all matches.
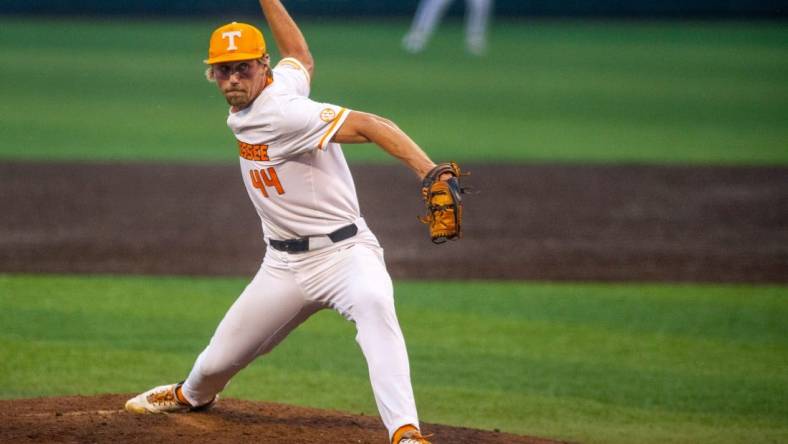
[212,59,268,110]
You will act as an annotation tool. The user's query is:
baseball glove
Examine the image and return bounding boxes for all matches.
[419,162,467,244]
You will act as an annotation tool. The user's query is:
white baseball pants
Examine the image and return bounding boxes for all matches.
[180,225,419,440]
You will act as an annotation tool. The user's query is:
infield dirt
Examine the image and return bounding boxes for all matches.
[1,162,786,282]
[1,161,786,443]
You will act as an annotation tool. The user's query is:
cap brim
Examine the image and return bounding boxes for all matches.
[204,52,265,65]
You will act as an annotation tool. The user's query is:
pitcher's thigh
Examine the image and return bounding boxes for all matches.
[331,245,395,320]
[199,263,311,374]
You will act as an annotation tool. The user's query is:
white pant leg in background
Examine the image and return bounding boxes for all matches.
[181,258,320,406]
[403,0,454,52]
[292,241,419,440]
[465,0,493,54]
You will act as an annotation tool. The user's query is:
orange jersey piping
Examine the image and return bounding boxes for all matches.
[318,108,349,150]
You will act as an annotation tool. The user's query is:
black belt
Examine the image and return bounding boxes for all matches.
[269,223,358,253]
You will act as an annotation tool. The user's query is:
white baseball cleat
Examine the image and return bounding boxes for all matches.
[400,438,432,444]
[466,36,487,56]
[402,32,427,54]
[124,383,216,414]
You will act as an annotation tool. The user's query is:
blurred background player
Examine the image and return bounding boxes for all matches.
[403,0,493,55]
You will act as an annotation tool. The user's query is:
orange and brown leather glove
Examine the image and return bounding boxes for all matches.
[419,162,467,244]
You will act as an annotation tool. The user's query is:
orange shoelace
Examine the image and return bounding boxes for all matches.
[400,431,434,443]
[146,388,177,405]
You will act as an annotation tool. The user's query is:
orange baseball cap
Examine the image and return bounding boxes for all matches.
[205,22,267,65]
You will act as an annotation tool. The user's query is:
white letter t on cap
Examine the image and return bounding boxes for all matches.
[222,31,242,50]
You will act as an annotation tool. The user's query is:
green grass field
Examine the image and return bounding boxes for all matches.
[0,18,786,164]
[1,275,786,444]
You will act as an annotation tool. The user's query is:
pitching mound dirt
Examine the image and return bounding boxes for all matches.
[0,394,566,444]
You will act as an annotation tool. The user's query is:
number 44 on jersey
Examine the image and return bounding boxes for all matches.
[250,167,285,197]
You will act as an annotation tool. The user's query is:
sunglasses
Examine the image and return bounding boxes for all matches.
[213,61,260,79]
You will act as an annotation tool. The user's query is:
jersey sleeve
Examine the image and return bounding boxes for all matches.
[272,57,311,97]
[268,96,350,158]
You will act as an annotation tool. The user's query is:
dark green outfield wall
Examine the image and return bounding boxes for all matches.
[1,0,785,17]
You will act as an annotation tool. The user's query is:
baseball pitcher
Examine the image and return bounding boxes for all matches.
[125,1,465,443]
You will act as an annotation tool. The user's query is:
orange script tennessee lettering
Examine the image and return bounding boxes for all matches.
[238,141,270,161]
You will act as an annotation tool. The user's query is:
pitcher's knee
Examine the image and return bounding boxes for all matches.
[354,288,395,318]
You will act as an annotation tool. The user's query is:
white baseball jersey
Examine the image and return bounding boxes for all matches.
[227,57,358,241]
